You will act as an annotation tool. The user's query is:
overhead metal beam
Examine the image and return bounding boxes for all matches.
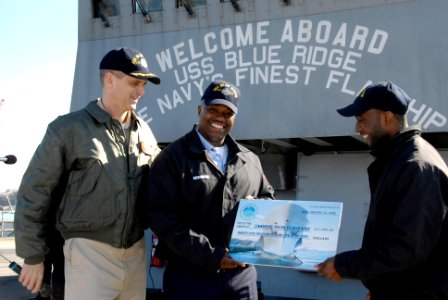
[135,0,151,23]
[220,0,242,12]
[177,0,195,16]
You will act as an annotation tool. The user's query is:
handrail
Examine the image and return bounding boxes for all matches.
[0,211,15,237]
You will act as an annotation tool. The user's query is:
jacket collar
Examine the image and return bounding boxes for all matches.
[86,99,140,127]
[370,125,421,158]
[186,124,250,157]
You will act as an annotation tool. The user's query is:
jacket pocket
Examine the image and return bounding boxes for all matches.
[57,158,117,231]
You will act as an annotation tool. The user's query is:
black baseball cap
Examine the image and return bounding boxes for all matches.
[100,47,160,84]
[337,81,410,117]
[201,80,240,114]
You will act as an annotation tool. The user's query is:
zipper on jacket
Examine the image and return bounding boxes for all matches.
[119,121,137,248]
[110,119,132,248]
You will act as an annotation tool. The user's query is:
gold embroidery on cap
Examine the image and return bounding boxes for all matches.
[212,83,238,98]
[131,53,148,68]
[360,88,367,98]
[130,72,157,77]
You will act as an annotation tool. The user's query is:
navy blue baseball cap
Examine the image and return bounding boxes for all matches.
[201,80,240,114]
[337,81,410,117]
[100,47,160,84]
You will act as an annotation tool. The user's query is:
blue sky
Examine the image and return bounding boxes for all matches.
[0,1,78,191]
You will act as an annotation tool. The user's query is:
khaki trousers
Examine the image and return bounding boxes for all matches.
[63,237,147,300]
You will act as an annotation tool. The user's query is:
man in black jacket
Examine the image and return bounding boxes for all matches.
[144,80,275,300]
[317,82,448,300]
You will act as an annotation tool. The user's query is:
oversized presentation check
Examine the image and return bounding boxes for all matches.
[229,199,343,271]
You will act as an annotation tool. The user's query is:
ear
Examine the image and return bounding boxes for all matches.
[197,105,202,116]
[104,71,115,87]
[383,111,400,132]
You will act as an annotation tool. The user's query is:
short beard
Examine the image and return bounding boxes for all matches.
[369,133,394,149]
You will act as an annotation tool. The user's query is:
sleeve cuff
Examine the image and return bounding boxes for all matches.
[24,255,45,265]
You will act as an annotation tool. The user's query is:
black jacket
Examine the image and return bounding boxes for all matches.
[335,126,448,299]
[144,126,275,273]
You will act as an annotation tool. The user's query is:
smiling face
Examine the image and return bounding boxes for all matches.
[100,70,149,121]
[197,103,236,147]
[110,71,147,112]
[355,108,397,148]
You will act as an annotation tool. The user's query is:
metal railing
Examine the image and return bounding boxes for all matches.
[0,211,14,237]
